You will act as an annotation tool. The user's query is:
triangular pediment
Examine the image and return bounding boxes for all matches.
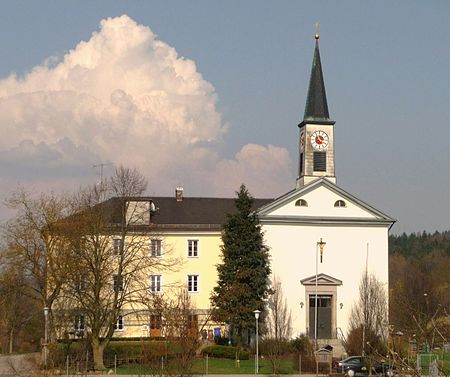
[257,178,395,226]
[301,273,342,286]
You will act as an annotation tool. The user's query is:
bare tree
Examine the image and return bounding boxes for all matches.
[261,276,293,375]
[266,275,292,340]
[56,166,179,370]
[348,272,388,357]
[0,260,39,353]
[389,253,449,350]
[167,290,199,377]
[3,188,72,342]
[109,166,148,197]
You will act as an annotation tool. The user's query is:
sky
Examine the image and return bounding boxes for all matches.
[0,1,448,235]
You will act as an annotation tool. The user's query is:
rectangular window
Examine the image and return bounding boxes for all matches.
[150,314,162,337]
[187,314,199,337]
[309,295,332,307]
[113,238,124,255]
[73,315,85,331]
[113,274,124,292]
[75,275,87,291]
[150,275,161,293]
[150,239,162,257]
[114,315,124,331]
[299,152,304,174]
[188,240,199,257]
[188,275,198,292]
[313,152,327,172]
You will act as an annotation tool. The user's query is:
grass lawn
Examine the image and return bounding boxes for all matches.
[192,357,296,374]
[115,356,296,375]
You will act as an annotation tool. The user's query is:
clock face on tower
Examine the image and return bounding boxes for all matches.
[310,130,329,151]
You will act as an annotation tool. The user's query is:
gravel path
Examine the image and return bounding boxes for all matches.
[0,353,40,376]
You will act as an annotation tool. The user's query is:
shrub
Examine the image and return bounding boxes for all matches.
[346,326,386,356]
[260,338,292,375]
[201,345,249,360]
[290,335,313,354]
[49,340,187,368]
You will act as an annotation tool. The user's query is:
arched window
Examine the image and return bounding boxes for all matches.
[295,199,308,207]
[334,200,346,207]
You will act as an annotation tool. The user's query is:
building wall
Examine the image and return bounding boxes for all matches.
[110,230,223,338]
[262,222,389,338]
[158,231,222,309]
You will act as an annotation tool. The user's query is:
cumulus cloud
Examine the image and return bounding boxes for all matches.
[0,15,293,202]
[213,144,293,197]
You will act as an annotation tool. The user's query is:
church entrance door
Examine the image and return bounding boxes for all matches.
[309,294,332,339]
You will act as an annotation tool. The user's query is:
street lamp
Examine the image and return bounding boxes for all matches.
[254,309,261,375]
[315,238,326,350]
[43,306,49,368]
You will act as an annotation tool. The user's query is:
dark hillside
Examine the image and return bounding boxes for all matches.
[389,230,450,258]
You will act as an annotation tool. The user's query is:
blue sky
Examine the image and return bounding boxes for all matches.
[0,1,449,234]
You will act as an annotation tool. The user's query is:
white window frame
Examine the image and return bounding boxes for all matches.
[187,240,199,257]
[74,314,85,331]
[150,239,162,257]
[187,274,199,293]
[113,238,124,255]
[150,274,162,293]
[114,315,124,331]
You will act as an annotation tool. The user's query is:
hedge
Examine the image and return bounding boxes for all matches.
[201,345,249,360]
[50,340,187,365]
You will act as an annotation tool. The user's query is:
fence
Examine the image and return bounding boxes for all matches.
[416,352,448,376]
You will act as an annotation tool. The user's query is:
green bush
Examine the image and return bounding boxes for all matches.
[201,345,249,360]
[290,335,313,354]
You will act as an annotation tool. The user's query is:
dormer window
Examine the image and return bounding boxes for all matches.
[334,200,346,207]
[295,199,308,207]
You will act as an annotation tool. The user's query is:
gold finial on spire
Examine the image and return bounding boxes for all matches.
[314,22,320,40]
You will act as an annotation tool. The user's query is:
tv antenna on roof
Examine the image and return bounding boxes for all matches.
[93,162,113,193]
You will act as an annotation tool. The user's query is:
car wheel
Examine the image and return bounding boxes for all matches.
[346,369,356,377]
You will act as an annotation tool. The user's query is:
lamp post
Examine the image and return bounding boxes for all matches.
[254,309,261,375]
[315,238,326,350]
[43,306,49,368]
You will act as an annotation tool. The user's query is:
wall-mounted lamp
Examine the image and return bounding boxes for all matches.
[300,302,304,309]
[340,303,343,309]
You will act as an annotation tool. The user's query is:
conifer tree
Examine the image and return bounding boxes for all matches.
[211,184,271,344]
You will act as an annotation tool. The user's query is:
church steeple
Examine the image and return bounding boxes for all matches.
[297,33,337,189]
[303,34,331,122]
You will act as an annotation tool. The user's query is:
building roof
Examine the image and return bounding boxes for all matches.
[301,35,334,125]
[151,197,274,225]
[103,196,274,231]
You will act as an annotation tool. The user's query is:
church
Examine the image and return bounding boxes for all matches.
[258,33,395,350]
[64,34,394,356]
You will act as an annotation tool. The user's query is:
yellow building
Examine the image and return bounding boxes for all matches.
[64,187,272,341]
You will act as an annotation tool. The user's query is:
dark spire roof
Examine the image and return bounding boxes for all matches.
[302,35,334,124]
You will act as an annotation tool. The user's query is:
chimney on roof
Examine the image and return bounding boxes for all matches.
[175,187,184,202]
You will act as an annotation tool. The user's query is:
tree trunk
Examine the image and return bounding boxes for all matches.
[92,336,106,370]
[9,326,14,354]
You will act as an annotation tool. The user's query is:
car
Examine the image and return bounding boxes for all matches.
[334,356,395,377]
